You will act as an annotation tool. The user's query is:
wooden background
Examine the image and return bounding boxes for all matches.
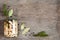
[0,0,60,40]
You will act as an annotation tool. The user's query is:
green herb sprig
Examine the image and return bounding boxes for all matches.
[3,4,13,17]
[33,31,48,37]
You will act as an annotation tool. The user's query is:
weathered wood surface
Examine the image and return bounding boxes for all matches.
[0,0,60,40]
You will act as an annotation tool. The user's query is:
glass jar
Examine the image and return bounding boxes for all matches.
[4,17,18,37]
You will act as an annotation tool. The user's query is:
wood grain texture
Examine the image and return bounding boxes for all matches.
[0,0,60,40]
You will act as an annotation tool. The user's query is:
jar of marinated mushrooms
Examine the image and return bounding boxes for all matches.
[4,17,18,37]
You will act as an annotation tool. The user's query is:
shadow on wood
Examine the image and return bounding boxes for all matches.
[0,20,4,37]
[56,0,60,38]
